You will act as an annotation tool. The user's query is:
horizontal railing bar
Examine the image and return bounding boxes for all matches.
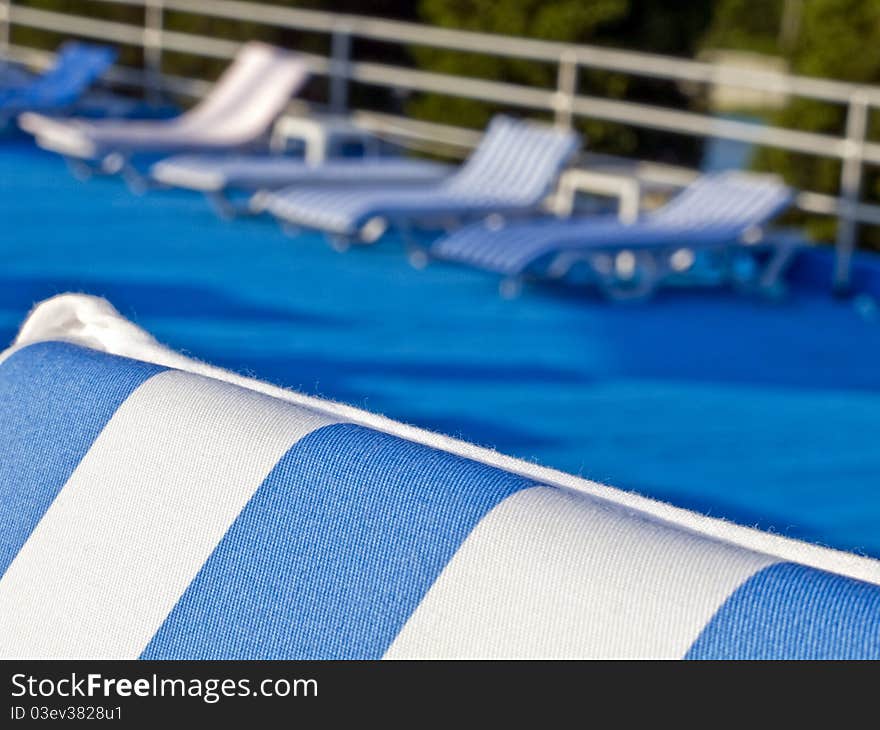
[31,0,880,106]
[345,61,857,160]
[797,191,880,227]
[4,6,869,164]
[163,0,880,106]
[158,30,332,74]
[348,59,557,111]
[9,5,145,43]
[352,110,482,152]
[6,8,332,70]
[568,93,849,158]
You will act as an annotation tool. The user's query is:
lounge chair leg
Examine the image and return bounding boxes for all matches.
[66,158,94,181]
[546,250,587,280]
[597,251,660,302]
[397,220,418,252]
[207,192,237,221]
[756,242,800,298]
[407,247,430,269]
[499,277,523,299]
[329,235,351,253]
[121,164,150,195]
[249,190,270,215]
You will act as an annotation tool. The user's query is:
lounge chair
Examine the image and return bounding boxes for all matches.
[0,42,116,124]
[18,42,308,188]
[258,115,580,246]
[431,171,797,300]
[0,61,33,92]
[150,154,453,218]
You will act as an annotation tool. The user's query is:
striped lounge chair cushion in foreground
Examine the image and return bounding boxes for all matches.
[2,294,879,660]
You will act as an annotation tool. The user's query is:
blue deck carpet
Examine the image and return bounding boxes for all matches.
[2,141,879,557]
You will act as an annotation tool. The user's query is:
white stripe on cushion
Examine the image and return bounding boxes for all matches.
[0,369,337,659]
[384,486,778,659]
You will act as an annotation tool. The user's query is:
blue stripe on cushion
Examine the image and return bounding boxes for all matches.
[141,422,534,659]
[686,562,880,659]
[0,342,165,578]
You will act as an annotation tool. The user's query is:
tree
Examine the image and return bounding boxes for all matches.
[701,0,880,249]
[408,0,628,129]
[410,0,713,163]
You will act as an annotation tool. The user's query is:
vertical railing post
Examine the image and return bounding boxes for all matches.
[0,0,11,71]
[329,23,352,114]
[143,0,164,104]
[834,92,869,294]
[554,49,578,130]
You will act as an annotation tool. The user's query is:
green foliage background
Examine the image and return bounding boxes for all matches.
[705,0,880,246]
[10,0,880,248]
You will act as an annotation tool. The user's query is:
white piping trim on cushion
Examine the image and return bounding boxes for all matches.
[4,293,880,585]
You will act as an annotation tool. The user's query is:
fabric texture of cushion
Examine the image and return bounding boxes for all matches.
[1,293,879,659]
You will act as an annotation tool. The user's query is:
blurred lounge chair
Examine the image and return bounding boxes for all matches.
[257,115,580,248]
[150,154,453,219]
[0,42,116,126]
[431,171,797,300]
[18,42,308,190]
[0,62,34,93]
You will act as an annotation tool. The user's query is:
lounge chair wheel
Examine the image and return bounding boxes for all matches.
[207,192,236,221]
[597,251,659,302]
[499,277,523,299]
[407,248,429,269]
[359,217,388,244]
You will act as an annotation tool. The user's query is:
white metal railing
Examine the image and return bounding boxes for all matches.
[1,0,879,290]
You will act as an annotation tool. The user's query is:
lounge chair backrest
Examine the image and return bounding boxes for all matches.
[650,172,793,231]
[444,116,579,203]
[28,42,116,106]
[177,42,308,143]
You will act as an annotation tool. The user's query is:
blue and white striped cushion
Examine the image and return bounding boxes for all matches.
[1,295,878,659]
[648,172,792,230]
[260,115,579,234]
